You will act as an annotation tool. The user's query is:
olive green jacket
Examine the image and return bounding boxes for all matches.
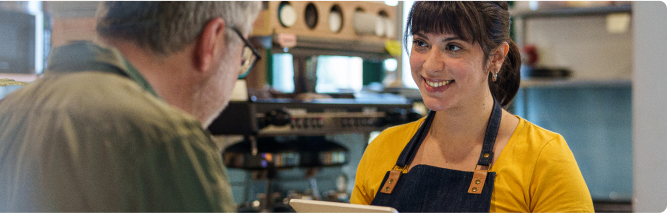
[0,41,235,212]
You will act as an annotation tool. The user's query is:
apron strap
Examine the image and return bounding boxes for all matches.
[395,110,436,168]
[395,99,502,168]
[468,99,502,194]
[476,99,503,167]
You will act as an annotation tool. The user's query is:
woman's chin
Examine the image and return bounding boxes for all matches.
[420,96,454,112]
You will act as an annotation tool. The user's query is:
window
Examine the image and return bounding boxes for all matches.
[271,54,364,93]
[315,56,363,93]
[271,53,295,93]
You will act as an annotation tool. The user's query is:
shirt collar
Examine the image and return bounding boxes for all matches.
[45,41,160,98]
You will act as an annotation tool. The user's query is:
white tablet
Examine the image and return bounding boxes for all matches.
[289,199,398,213]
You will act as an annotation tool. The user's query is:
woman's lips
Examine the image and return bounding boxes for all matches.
[425,79,453,87]
[423,77,454,92]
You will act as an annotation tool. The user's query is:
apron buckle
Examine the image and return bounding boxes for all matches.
[467,164,488,194]
[380,166,406,194]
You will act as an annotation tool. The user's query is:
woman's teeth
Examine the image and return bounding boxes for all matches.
[426,80,453,88]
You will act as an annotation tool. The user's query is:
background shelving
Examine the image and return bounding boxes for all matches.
[509,3,634,204]
[511,4,632,19]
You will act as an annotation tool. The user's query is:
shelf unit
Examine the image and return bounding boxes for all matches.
[511,4,633,86]
[509,4,635,205]
[511,4,632,19]
[511,4,633,47]
[262,35,393,59]
[250,1,399,59]
[245,1,403,93]
[520,78,632,88]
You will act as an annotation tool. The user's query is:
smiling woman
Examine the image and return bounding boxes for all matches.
[350,2,594,212]
[405,1,521,109]
[409,31,495,111]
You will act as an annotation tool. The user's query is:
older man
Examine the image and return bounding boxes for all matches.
[0,2,261,211]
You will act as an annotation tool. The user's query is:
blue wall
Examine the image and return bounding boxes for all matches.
[512,86,633,201]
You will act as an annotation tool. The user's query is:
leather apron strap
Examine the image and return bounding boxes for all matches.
[468,99,503,194]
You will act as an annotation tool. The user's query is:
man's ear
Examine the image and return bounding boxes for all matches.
[196,17,226,72]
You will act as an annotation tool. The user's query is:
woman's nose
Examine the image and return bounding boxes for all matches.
[422,49,444,73]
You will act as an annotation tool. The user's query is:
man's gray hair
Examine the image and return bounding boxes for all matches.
[96,1,262,55]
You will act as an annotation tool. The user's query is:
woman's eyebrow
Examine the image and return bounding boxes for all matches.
[442,36,462,42]
[412,32,463,42]
[413,32,427,38]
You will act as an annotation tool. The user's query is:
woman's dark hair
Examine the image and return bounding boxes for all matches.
[404,1,521,108]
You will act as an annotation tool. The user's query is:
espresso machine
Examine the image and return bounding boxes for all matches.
[205,2,418,212]
[208,95,420,211]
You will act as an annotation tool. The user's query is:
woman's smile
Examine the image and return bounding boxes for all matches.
[422,77,454,93]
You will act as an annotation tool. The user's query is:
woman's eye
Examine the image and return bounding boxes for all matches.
[446,44,461,51]
[413,40,427,47]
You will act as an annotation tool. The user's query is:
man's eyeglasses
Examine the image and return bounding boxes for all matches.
[230,25,261,79]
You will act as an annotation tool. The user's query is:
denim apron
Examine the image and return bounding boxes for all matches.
[370,99,502,212]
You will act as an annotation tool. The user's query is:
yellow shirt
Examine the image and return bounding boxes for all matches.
[351,116,594,212]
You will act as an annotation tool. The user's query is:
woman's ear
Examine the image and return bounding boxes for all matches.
[491,42,510,72]
[195,17,226,73]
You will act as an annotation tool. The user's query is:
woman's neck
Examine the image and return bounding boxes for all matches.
[430,92,496,147]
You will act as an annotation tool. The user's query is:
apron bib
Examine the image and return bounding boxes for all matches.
[370,99,502,212]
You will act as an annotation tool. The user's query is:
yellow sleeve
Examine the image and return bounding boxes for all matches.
[530,135,594,212]
[350,155,372,204]
[350,136,377,205]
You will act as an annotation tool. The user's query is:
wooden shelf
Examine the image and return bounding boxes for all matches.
[511,4,632,19]
[267,35,393,59]
[249,1,400,59]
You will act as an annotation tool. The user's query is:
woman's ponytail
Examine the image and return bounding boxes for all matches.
[488,39,521,108]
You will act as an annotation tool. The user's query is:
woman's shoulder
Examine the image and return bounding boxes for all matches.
[492,116,593,212]
[496,116,571,168]
[511,116,567,149]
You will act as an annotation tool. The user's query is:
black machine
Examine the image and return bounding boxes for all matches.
[208,95,421,169]
[209,95,422,212]
[208,96,422,137]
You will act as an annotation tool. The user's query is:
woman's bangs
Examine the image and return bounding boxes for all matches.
[408,2,479,43]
